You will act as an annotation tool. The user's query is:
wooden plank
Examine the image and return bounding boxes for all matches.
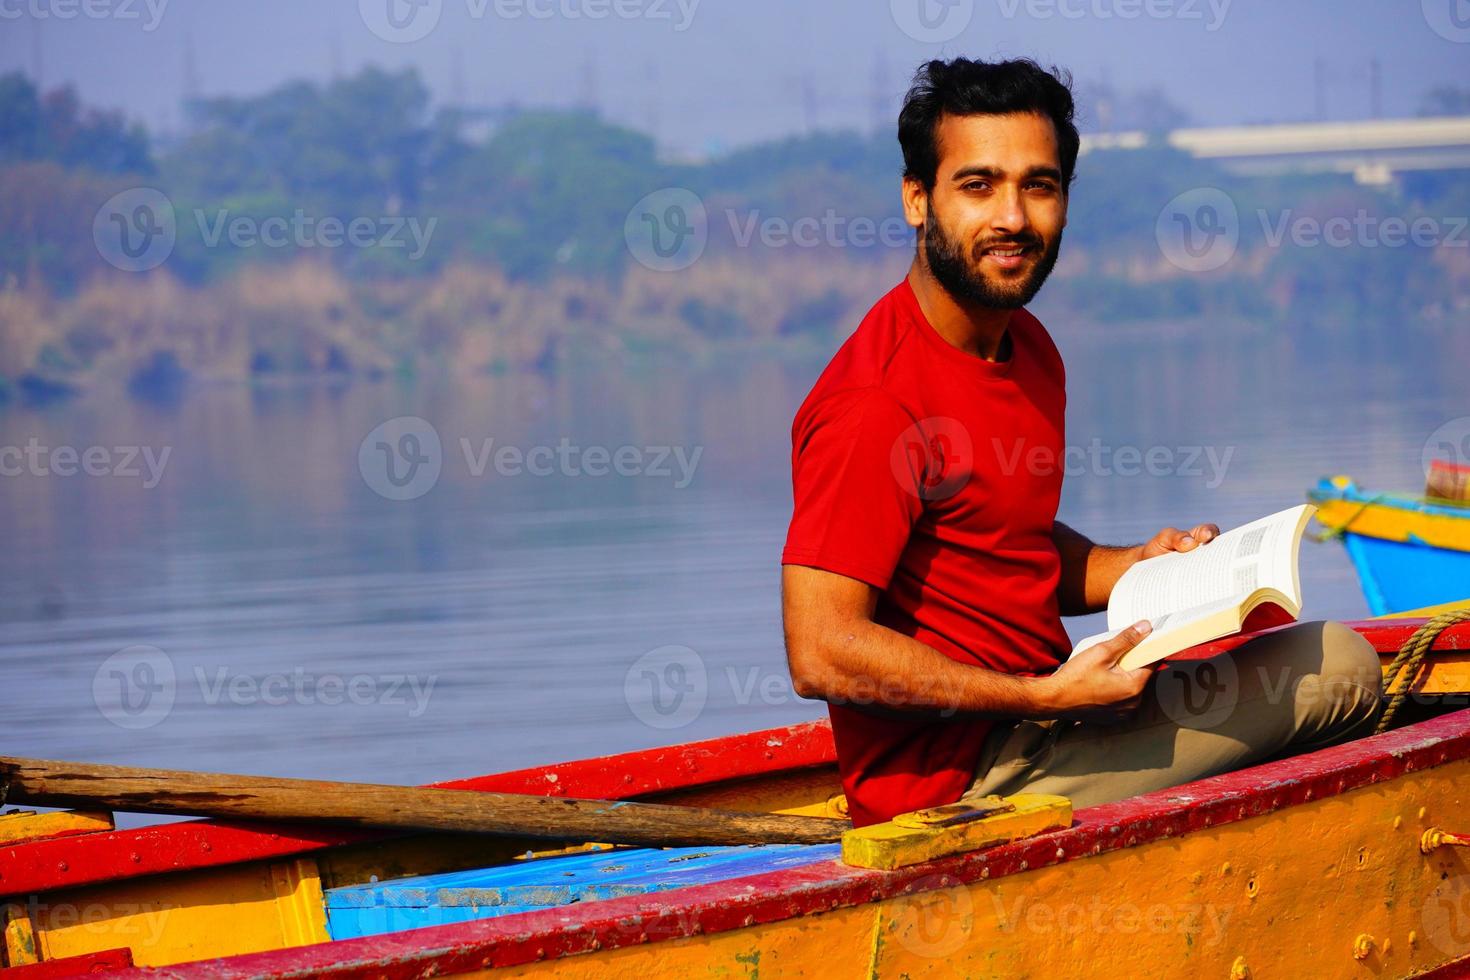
[840,794,1072,870]
[0,758,848,849]
[0,720,837,898]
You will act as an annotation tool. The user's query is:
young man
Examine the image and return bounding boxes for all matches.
[780,58,1383,829]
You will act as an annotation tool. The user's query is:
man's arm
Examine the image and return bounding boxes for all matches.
[1052,521,1140,617]
[782,564,1155,724]
[1052,520,1224,617]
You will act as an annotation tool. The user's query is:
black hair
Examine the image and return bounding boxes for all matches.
[898,58,1079,194]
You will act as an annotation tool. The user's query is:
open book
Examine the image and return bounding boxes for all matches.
[1068,504,1316,670]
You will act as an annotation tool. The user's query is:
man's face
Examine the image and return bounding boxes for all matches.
[908,111,1068,309]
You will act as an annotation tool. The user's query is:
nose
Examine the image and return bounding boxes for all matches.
[989,184,1029,238]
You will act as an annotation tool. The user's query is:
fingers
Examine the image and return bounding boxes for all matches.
[1156,523,1220,553]
[1155,526,1195,551]
[1190,523,1221,545]
[1094,620,1153,665]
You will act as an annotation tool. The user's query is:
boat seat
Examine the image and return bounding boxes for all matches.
[323,842,841,939]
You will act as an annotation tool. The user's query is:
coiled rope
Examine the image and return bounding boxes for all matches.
[1376,608,1470,734]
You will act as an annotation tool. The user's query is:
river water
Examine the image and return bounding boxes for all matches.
[3,311,1465,793]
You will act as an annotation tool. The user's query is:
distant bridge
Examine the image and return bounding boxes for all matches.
[1081,116,1470,184]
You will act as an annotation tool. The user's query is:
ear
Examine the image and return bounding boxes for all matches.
[901,176,928,233]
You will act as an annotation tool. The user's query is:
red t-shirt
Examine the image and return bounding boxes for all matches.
[782,277,1072,828]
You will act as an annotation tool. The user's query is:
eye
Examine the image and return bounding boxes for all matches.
[962,181,990,192]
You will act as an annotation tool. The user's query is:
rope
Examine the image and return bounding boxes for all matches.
[1375,608,1470,734]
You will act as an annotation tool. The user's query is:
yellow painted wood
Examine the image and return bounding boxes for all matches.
[3,901,40,967]
[1369,597,1470,695]
[647,767,845,819]
[1314,496,1470,552]
[1374,652,1470,695]
[841,794,1072,871]
[0,810,113,846]
[482,758,1470,979]
[21,857,329,968]
[267,858,330,948]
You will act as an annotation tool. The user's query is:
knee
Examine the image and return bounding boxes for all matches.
[1295,621,1383,736]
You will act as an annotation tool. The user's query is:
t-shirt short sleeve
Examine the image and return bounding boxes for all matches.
[781,387,925,591]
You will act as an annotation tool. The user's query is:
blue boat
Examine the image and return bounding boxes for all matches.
[1309,475,1470,616]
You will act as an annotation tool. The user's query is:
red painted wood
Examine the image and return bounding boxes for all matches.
[106,706,1470,979]
[0,721,836,898]
[1418,951,1470,979]
[3,947,132,977]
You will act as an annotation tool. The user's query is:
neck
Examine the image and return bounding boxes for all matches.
[906,259,1014,362]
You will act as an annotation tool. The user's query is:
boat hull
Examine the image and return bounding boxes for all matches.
[5,618,1470,978]
[1310,476,1470,616]
[1344,531,1470,616]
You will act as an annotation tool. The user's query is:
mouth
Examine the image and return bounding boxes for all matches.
[977,243,1035,272]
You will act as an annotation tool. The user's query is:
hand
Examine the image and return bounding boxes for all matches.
[1139,522,1221,560]
[1038,622,1157,724]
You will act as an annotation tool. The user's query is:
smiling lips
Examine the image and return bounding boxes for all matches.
[978,242,1034,271]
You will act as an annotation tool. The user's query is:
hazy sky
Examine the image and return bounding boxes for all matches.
[1,0,1467,155]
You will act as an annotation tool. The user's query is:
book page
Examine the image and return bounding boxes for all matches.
[1069,594,1240,659]
[1104,505,1312,631]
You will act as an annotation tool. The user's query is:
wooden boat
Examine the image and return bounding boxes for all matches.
[5,612,1470,979]
[1310,475,1470,616]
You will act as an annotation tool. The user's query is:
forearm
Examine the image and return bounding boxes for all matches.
[1053,521,1142,615]
[787,617,1058,721]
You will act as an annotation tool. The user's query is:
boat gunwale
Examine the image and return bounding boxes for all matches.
[103,653,1470,977]
[1309,479,1470,521]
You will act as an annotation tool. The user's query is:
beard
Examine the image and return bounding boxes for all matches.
[921,203,1062,310]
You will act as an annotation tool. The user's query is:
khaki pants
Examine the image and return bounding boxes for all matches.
[966,621,1384,809]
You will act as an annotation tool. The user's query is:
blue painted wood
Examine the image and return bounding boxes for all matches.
[324,843,841,940]
[1343,532,1470,616]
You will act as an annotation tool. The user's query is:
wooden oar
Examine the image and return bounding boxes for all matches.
[0,757,848,847]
